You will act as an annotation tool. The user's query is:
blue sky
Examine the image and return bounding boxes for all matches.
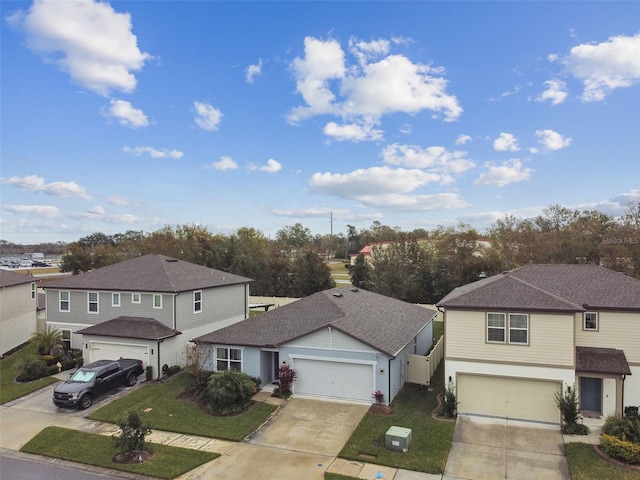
[1,1,639,244]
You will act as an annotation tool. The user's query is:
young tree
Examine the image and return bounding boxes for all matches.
[348,254,371,289]
[290,249,335,296]
[113,411,152,461]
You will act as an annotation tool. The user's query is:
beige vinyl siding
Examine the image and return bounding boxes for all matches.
[575,311,640,364]
[445,310,574,367]
[0,283,37,354]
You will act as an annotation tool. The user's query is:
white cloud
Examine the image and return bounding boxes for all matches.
[1,174,91,199]
[249,158,282,173]
[245,59,263,84]
[323,122,384,142]
[107,99,148,128]
[4,204,60,219]
[71,208,138,224]
[7,0,150,96]
[210,156,238,171]
[108,196,133,206]
[535,129,572,150]
[493,132,520,152]
[356,193,471,211]
[537,79,568,106]
[381,143,475,174]
[288,36,462,133]
[563,33,640,101]
[272,207,349,218]
[474,159,533,187]
[194,101,223,131]
[123,145,183,159]
[88,205,106,215]
[456,134,471,145]
[309,166,442,199]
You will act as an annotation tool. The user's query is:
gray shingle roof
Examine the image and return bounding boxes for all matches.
[0,270,35,288]
[193,287,437,357]
[44,254,252,293]
[77,316,181,341]
[437,264,640,311]
[576,346,631,375]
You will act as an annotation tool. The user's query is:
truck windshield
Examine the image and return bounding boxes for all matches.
[70,370,97,382]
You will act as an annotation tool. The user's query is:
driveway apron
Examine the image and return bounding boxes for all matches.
[444,415,570,480]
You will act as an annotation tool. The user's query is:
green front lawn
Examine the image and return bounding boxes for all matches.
[1,343,58,404]
[339,362,454,474]
[565,443,640,480]
[21,426,218,479]
[88,372,277,441]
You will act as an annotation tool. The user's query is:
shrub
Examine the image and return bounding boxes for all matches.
[61,359,77,371]
[166,365,182,377]
[372,389,384,404]
[555,384,588,434]
[441,384,458,418]
[600,433,640,465]
[274,363,297,398]
[205,369,255,415]
[31,327,63,356]
[625,406,639,418]
[145,366,153,381]
[41,354,57,366]
[603,414,640,444]
[113,411,151,459]
[189,369,214,400]
[14,356,47,381]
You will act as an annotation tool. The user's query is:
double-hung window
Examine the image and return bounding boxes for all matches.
[509,314,529,344]
[112,292,121,307]
[31,282,36,300]
[584,312,598,331]
[194,291,202,313]
[487,313,506,343]
[216,347,242,371]
[88,292,99,313]
[132,293,141,304]
[62,329,72,349]
[153,294,162,309]
[59,291,70,312]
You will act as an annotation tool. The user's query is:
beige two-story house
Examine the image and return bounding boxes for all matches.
[0,270,38,356]
[44,254,251,378]
[437,264,639,424]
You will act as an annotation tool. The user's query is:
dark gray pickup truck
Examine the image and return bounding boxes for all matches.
[53,359,144,410]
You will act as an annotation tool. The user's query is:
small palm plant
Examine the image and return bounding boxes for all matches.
[31,326,63,355]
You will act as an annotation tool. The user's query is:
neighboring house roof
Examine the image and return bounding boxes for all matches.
[193,287,436,357]
[43,254,252,293]
[77,316,181,341]
[437,264,640,312]
[0,269,35,288]
[576,346,631,375]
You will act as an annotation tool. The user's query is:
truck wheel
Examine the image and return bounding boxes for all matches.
[79,394,93,410]
[126,373,138,387]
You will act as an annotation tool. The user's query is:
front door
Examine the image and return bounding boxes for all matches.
[580,377,602,414]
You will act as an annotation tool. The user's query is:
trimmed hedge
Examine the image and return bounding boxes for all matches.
[600,433,640,465]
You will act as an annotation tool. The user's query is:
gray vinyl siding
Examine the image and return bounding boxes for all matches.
[46,289,175,327]
[175,284,247,331]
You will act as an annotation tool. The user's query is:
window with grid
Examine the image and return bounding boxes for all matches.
[31,283,36,300]
[88,292,99,313]
[509,314,529,344]
[153,294,162,309]
[487,313,506,342]
[216,347,242,371]
[584,312,598,331]
[194,291,202,313]
[112,292,120,307]
[59,291,70,312]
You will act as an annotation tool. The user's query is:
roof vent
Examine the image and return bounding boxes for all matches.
[333,293,343,298]
[166,258,179,263]
[350,288,359,292]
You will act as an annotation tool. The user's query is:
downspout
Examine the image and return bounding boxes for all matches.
[157,340,162,380]
[622,374,626,418]
[388,357,392,407]
[173,293,178,330]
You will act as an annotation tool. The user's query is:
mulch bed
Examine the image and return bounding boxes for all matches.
[113,450,153,464]
[368,404,394,415]
[593,445,640,471]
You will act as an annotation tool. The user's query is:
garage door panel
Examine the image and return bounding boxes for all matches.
[90,342,149,366]
[293,358,374,403]
[458,374,560,424]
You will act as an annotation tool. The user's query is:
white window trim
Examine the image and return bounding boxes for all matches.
[59,290,70,312]
[584,312,598,331]
[132,293,141,304]
[88,291,99,314]
[215,346,243,371]
[112,292,121,307]
[153,294,162,309]
[193,290,202,314]
[61,329,72,349]
[31,282,36,300]
[508,313,529,345]
[486,312,506,344]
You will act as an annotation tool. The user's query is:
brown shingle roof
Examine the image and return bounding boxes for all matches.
[44,254,251,293]
[438,264,640,311]
[576,346,631,375]
[77,316,181,341]
[193,287,436,357]
[0,270,35,288]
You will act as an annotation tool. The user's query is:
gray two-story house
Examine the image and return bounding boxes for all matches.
[44,254,251,378]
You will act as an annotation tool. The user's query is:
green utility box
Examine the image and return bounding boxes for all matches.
[385,426,412,452]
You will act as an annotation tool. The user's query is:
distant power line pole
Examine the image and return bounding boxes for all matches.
[330,211,333,236]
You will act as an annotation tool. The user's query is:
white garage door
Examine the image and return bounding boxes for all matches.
[293,358,375,403]
[457,374,561,424]
[89,341,149,366]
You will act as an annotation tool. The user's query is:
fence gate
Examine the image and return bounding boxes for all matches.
[406,336,443,386]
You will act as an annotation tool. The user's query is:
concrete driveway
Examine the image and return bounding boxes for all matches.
[179,398,370,480]
[444,415,570,480]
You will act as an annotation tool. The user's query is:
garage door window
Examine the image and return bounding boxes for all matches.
[509,314,529,344]
[216,347,242,371]
[487,313,506,342]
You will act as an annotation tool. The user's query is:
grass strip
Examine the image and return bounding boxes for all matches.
[1,343,58,404]
[565,442,640,480]
[89,372,277,441]
[21,426,218,479]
